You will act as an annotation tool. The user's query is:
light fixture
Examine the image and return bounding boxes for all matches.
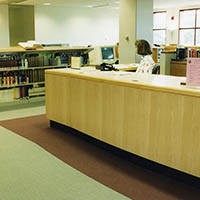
[43,2,51,5]
[86,3,110,8]
[113,1,119,4]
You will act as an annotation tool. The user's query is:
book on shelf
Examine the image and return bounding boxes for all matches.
[0,89,14,102]
[187,48,200,58]
[0,72,30,87]
[13,87,29,99]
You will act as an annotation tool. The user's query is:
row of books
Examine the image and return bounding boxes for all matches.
[0,70,45,86]
[26,55,69,67]
[0,58,22,69]
[0,75,28,86]
[19,69,45,83]
[29,87,45,97]
[187,49,200,58]
[26,55,51,67]
[0,54,69,70]
[0,87,29,102]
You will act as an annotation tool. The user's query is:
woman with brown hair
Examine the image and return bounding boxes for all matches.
[135,40,155,74]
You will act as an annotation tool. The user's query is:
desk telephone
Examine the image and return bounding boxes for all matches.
[100,63,119,71]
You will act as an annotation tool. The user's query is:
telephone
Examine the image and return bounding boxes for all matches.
[100,63,119,71]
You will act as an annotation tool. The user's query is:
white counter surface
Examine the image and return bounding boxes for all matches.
[50,68,200,90]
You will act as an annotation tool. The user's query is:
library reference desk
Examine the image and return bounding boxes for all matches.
[45,69,200,178]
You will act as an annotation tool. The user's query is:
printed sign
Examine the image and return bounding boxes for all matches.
[186,58,200,86]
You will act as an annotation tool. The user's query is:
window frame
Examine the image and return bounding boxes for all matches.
[153,11,167,45]
[179,8,200,46]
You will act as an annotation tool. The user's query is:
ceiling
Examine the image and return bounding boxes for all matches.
[0,0,199,10]
[0,0,119,8]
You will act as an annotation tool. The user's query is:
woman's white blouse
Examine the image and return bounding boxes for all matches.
[136,55,155,74]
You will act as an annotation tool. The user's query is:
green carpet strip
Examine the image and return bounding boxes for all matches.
[0,126,130,200]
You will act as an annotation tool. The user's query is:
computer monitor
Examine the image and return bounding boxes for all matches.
[89,45,116,65]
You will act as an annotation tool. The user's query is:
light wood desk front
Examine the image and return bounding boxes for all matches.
[45,69,200,178]
[170,61,187,77]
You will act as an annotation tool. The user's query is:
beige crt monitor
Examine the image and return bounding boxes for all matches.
[89,46,116,65]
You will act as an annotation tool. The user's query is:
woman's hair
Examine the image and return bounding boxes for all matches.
[135,40,152,56]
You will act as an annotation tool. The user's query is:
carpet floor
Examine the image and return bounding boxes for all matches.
[0,114,200,200]
[0,126,130,200]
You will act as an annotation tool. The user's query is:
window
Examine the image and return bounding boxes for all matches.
[179,9,200,46]
[153,11,166,45]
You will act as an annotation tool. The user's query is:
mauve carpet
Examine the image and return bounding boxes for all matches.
[0,114,200,200]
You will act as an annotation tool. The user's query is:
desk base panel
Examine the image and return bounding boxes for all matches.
[50,120,200,187]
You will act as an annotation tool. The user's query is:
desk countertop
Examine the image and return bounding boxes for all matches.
[46,68,200,97]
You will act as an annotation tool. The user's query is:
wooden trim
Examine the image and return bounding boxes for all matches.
[171,61,187,64]
[152,28,166,31]
[0,46,93,54]
[153,11,166,14]
[161,50,176,53]
[180,8,200,12]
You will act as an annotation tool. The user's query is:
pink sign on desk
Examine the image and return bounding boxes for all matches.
[186,58,200,86]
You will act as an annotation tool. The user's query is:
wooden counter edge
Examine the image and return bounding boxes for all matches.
[171,61,187,64]
[45,70,200,98]
[0,46,94,53]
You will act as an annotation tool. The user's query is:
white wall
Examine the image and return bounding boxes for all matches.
[35,6,119,46]
[165,8,179,45]
[119,0,136,64]
[136,0,153,62]
[0,5,9,47]
[136,0,153,44]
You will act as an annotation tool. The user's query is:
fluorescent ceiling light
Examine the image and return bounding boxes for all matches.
[87,3,110,8]
[43,2,51,5]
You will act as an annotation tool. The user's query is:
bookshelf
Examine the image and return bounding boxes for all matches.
[0,46,93,102]
[152,47,164,63]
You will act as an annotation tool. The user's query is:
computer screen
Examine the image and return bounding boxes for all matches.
[89,45,116,65]
[101,47,114,60]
